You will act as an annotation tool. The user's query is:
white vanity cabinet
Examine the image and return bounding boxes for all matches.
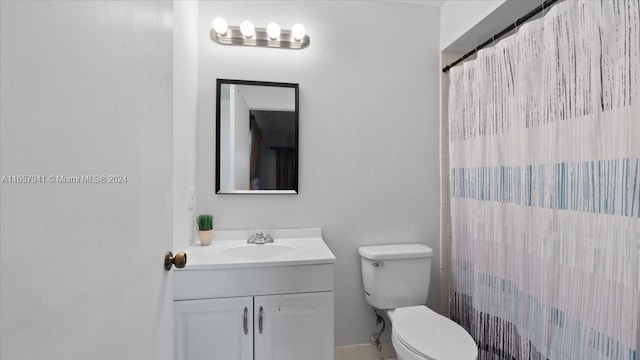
[254,292,333,360]
[174,297,254,360]
[173,228,336,360]
[174,292,333,360]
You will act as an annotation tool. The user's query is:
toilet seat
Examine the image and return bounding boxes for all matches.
[391,306,478,360]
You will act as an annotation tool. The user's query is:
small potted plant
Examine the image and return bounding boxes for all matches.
[197,214,214,246]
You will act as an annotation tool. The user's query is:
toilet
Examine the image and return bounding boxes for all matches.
[359,244,478,360]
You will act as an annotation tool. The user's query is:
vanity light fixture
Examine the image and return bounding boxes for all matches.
[212,17,228,36]
[291,23,305,41]
[266,22,281,40]
[211,18,310,50]
[240,20,255,38]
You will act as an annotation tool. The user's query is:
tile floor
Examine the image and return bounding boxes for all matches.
[334,343,396,360]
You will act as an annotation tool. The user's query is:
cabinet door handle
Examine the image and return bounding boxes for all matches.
[258,306,264,334]
[243,307,248,335]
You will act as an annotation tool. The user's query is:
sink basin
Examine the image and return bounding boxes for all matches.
[176,228,335,270]
[174,228,336,302]
[218,244,296,260]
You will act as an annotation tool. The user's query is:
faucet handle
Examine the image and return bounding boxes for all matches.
[247,231,271,244]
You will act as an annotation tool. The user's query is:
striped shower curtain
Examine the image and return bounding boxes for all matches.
[448,1,639,359]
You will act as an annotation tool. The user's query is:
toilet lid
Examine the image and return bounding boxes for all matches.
[392,306,478,360]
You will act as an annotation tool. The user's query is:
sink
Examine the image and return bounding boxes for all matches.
[219,244,296,260]
[176,228,336,270]
[174,228,336,301]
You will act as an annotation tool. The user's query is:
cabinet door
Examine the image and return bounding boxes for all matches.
[174,297,253,360]
[254,292,334,360]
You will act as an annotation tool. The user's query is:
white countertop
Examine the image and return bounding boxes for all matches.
[177,228,336,270]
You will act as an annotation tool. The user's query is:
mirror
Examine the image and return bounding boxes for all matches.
[216,79,299,194]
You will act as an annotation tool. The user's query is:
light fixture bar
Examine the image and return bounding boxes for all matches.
[211,26,310,50]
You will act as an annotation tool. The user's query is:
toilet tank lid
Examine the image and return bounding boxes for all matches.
[358,244,433,260]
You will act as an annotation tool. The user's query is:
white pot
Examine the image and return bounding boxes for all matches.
[198,229,214,246]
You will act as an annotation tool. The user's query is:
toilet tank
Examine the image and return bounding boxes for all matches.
[359,244,433,310]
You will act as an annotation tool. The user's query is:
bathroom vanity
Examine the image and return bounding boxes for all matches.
[173,228,335,360]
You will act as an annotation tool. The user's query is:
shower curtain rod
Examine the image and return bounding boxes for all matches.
[442,0,562,73]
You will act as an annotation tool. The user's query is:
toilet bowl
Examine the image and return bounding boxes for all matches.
[359,244,477,360]
[387,306,477,360]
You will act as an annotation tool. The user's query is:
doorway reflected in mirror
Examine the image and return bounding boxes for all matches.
[249,111,296,190]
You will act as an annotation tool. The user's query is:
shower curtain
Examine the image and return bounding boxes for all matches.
[273,147,295,189]
[448,1,639,359]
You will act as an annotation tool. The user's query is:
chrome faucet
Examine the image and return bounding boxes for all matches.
[247,231,274,244]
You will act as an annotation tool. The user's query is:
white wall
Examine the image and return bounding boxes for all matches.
[238,85,295,111]
[440,0,505,50]
[1,1,174,358]
[197,1,440,346]
[173,0,199,250]
[230,85,251,190]
[220,86,232,190]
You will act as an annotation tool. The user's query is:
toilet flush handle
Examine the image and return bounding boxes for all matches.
[371,261,384,267]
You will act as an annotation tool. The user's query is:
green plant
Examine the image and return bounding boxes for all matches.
[197,214,213,231]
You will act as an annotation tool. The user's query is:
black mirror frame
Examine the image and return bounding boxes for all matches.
[215,78,299,194]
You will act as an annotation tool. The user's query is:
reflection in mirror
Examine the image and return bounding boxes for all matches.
[216,79,298,194]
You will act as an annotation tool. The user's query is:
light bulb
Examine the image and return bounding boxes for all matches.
[212,17,228,35]
[266,22,281,40]
[291,23,305,41]
[240,20,255,38]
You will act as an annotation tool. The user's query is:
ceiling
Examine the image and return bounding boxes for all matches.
[384,0,446,7]
[443,0,549,54]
